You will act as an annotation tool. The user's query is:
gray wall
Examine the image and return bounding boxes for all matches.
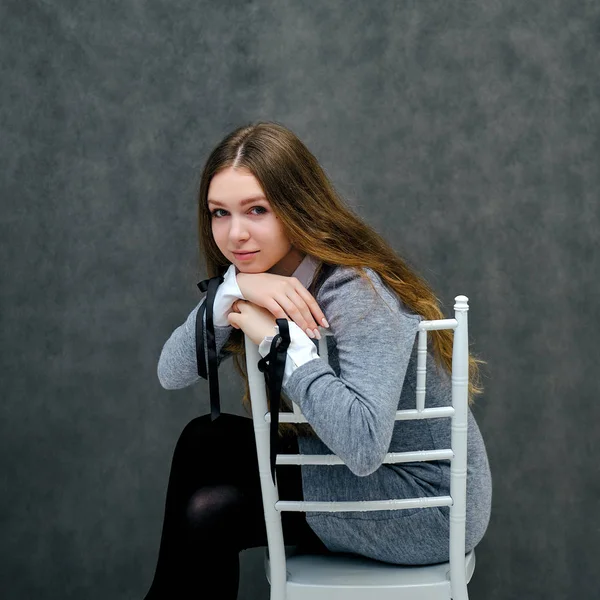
[1,1,598,598]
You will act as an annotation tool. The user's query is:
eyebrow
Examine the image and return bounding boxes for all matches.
[207,195,267,207]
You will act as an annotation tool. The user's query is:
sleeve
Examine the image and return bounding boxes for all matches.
[157,267,241,389]
[281,267,421,477]
[212,263,246,326]
[258,321,320,386]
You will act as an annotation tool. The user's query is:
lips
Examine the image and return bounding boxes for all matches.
[233,251,258,255]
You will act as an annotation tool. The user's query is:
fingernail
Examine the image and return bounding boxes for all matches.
[305,328,315,339]
[313,329,321,340]
[321,318,329,328]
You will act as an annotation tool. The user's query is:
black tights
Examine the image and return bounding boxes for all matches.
[143,413,328,599]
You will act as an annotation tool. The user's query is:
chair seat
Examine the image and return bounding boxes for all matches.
[265,550,475,600]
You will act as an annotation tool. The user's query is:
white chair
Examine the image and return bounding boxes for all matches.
[243,296,475,600]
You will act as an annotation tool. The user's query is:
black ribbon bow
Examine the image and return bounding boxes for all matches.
[257,318,291,483]
[195,274,290,484]
[196,274,225,421]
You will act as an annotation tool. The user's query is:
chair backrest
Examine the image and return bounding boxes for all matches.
[244,295,471,600]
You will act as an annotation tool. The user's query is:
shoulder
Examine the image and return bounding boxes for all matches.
[316,265,421,323]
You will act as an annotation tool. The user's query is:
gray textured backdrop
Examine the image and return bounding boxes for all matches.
[1,1,598,599]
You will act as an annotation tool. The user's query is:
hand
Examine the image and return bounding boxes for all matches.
[227,299,281,346]
[235,272,328,339]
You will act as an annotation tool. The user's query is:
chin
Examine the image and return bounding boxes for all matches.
[236,263,268,274]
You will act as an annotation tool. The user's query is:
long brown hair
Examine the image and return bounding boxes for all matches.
[197,121,484,438]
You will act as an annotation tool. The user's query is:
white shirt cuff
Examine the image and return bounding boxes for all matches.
[212,264,246,327]
[258,321,320,386]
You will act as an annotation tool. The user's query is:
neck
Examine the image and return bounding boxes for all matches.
[268,247,305,277]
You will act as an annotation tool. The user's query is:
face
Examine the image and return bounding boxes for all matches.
[207,167,305,276]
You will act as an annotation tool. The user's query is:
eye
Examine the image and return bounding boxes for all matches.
[210,206,267,218]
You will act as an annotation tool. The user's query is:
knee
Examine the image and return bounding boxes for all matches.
[186,485,241,523]
[185,484,246,549]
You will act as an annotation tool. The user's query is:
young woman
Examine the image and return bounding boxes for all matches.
[145,122,492,599]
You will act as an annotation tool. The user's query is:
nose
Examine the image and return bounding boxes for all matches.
[228,215,250,242]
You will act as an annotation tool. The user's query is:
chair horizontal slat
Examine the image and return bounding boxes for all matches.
[276,449,453,466]
[418,318,458,331]
[267,412,308,423]
[265,406,455,424]
[276,495,453,513]
[394,407,455,420]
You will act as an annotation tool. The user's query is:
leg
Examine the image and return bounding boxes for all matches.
[143,413,325,599]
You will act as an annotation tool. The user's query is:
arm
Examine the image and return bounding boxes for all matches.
[258,322,320,386]
[157,264,244,389]
[281,267,421,476]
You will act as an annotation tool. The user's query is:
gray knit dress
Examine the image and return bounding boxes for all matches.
[157,263,492,565]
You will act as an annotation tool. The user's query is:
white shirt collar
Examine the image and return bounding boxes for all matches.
[291,254,320,288]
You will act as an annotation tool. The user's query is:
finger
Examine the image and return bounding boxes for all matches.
[232,299,247,313]
[292,284,328,329]
[276,290,320,336]
[227,312,241,329]
[261,298,293,325]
